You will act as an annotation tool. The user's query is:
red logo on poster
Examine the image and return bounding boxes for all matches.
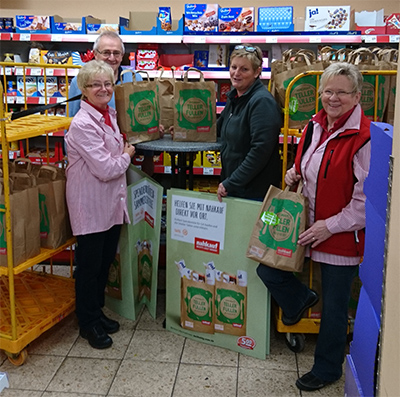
[194,238,220,254]
[237,336,256,350]
[145,212,154,228]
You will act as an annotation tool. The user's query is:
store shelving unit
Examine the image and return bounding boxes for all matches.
[0,83,76,365]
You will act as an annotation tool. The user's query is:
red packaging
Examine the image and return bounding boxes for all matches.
[219,82,231,102]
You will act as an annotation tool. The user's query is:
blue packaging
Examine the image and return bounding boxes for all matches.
[184,4,219,32]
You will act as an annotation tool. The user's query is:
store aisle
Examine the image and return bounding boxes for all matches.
[0,267,345,397]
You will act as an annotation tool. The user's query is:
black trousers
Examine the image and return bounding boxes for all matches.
[75,224,122,330]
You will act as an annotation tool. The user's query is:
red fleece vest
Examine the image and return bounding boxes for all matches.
[295,115,371,257]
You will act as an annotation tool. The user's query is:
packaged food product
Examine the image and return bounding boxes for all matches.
[305,6,352,31]
[158,7,172,31]
[184,4,219,32]
[218,7,254,32]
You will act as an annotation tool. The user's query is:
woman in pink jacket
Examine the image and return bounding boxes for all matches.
[66,60,135,349]
[257,62,371,391]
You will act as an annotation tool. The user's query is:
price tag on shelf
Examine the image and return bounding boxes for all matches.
[46,69,54,76]
[15,67,23,75]
[164,166,172,174]
[194,37,206,44]
[230,37,242,44]
[309,36,322,43]
[16,97,25,104]
[203,167,214,175]
[364,35,377,43]
[9,151,16,160]
[38,97,46,104]
[51,34,63,42]
[30,68,41,76]
[4,67,13,76]
[389,35,399,43]
[265,37,278,44]
[6,96,15,104]
[19,34,31,41]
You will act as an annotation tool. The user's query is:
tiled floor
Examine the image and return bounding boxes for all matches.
[0,267,346,397]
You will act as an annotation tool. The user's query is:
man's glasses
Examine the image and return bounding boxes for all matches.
[85,82,114,90]
[234,45,263,62]
[96,50,123,58]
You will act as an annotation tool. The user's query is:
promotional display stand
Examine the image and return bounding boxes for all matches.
[105,165,163,320]
[165,188,271,360]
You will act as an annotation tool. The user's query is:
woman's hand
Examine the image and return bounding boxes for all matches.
[285,167,301,187]
[298,220,332,248]
[124,142,135,158]
[217,183,228,202]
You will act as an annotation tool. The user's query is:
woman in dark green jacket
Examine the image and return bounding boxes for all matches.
[217,44,282,201]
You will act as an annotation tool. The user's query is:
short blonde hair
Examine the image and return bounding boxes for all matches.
[230,43,263,71]
[319,62,363,95]
[77,60,114,92]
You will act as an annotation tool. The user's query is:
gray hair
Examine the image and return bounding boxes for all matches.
[230,43,263,71]
[319,62,363,95]
[93,31,125,54]
[77,60,114,92]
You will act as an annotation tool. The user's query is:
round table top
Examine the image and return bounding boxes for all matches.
[135,134,221,153]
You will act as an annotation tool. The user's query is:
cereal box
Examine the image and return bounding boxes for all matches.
[218,7,254,32]
[16,76,38,97]
[37,76,58,97]
[184,4,219,32]
[305,6,352,31]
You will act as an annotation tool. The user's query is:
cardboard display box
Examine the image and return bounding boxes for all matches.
[305,6,352,31]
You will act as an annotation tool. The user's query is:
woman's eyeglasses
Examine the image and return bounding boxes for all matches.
[322,90,355,98]
[85,82,114,90]
[96,50,123,58]
[234,45,263,62]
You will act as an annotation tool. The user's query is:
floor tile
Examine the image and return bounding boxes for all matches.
[0,354,64,391]
[0,390,42,396]
[173,363,237,397]
[28,314,79,356]
[125,329,184,363]
[109,360,178,396]
[43,393,105,397]
[136,293,166,331]
[238,367,300,397]
[181,339,238,367]
[46,357,120,395]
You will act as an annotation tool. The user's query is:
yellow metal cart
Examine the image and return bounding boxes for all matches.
[278,69,397,353]
[0,63,78,365]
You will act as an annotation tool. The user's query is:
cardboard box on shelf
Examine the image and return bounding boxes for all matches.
[119,12,157,35]
[385,13,400,34]
[51,15,85,34]
[355,9,386,34]
[257,6,294,32]
[37,76,58,97]
[219,82,231,102]
[218,7,255,32]
[184,4,219,32]
[58,77,73,97]
[15,15,51,33]
[40,50,73,65]
[208,44,227,68]
[16,76,38,97]
[305,6,352,31]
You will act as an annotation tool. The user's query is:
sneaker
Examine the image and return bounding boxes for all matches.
[282,289,319,326]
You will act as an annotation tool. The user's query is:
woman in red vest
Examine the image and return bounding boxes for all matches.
[257,62,371,392]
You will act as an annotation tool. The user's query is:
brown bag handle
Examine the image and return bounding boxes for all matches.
[183,68,205,82]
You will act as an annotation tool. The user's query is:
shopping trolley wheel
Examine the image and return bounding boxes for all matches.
[285,332,305,353]
[6,349,28,366]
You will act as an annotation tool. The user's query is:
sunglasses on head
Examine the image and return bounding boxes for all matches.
[234,45,263,62]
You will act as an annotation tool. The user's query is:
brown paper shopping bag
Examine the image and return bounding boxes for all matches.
[37,165,69,249]
[247,181,308,272]
[156,67,175,131]
[115,70,160,144]
[181,276,214,334]
[173,68,216,142]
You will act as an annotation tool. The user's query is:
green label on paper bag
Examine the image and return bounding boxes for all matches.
[259,198,303,252]
[127,90,159,133]
[176,89,213,130]
[215,288,245,325]
[261,211,280,226]
[185,286,213,322]
[39,193,49,236]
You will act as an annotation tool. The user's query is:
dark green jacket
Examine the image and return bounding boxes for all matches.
[218,78,282,199]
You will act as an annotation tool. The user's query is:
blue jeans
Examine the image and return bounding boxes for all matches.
[257,262,357,381]
[75,225,122,329]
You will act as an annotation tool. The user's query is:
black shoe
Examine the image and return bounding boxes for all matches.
[80,324,113,349]
[100,313,120,334]
[296,371,333,391]
[282,289,319,326]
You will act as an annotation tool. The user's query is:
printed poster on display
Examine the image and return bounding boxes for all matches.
[105,165,163,321]
[166,188,271,359]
